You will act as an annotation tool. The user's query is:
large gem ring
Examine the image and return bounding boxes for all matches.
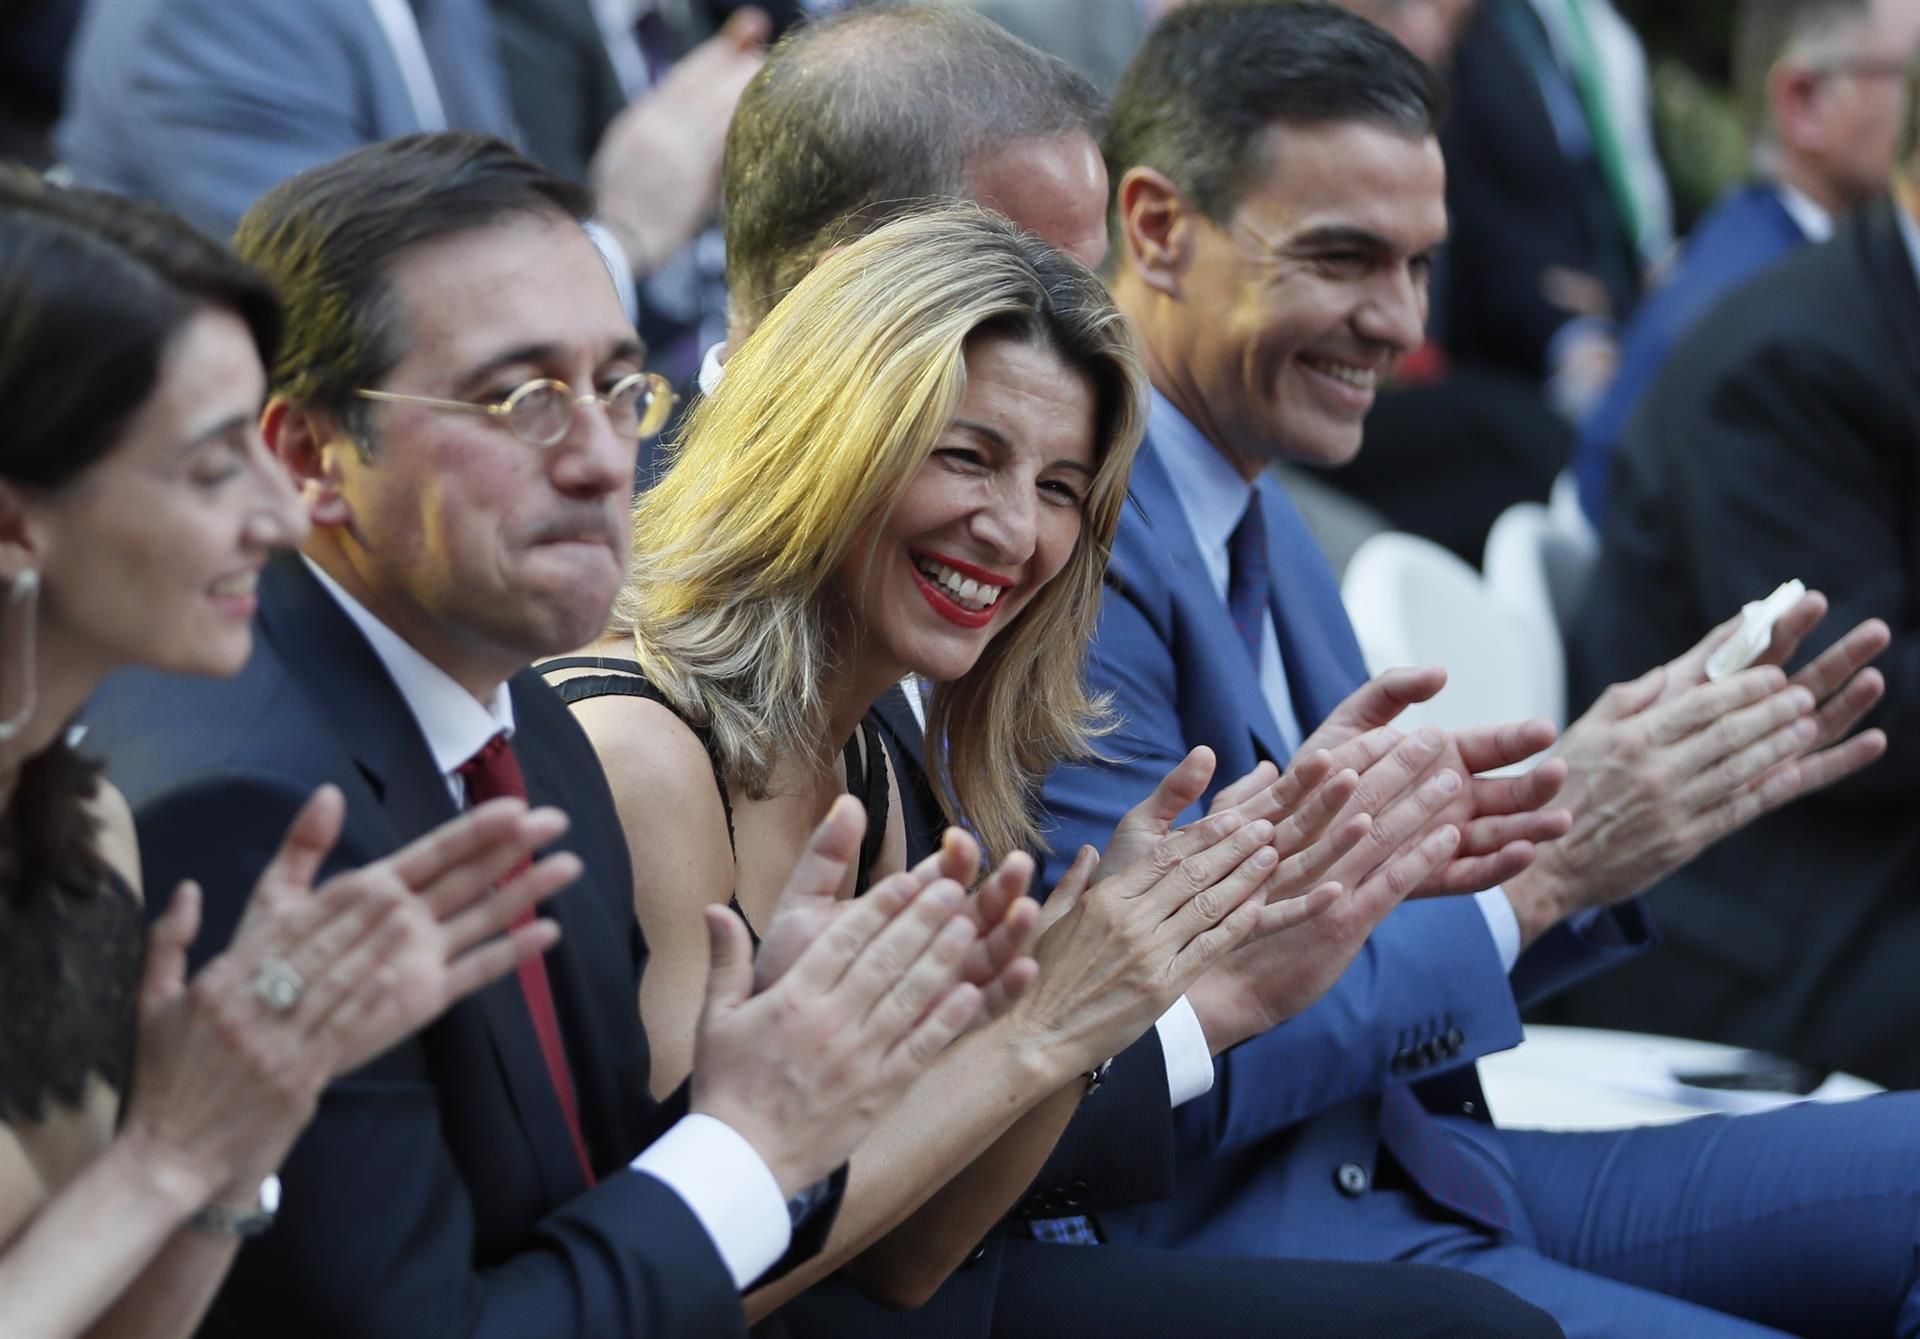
[252,956,305,1014]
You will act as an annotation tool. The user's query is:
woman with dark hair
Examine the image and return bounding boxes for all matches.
[0,173,577,1338]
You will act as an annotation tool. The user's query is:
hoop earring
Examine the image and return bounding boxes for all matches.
[0,569,39,743]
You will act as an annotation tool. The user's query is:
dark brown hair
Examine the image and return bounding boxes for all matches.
[0,167,281,908]
[233,132,591,445]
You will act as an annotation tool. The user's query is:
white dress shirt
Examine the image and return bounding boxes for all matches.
[303,557,793,1289]
[1146,394,1524,972]
[1775,183,1835,245]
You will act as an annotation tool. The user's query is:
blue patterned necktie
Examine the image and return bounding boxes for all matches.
[1227,491,1271,670]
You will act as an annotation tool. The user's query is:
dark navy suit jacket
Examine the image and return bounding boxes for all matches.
[1039,436,1649,1260]
[1575,183,1811,525]
[1563,195,1920,1085]
[85,556,833,1339]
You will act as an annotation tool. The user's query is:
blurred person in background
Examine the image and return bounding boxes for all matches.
[949,0,1178,91]
[0,0,83,166]
[1439,0,1671,410]
[1557,109,1920,1090]
[56,0,771,409]
[0,170,573,1339]
[1573,0,1920,526]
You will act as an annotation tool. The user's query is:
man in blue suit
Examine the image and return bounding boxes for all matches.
[1042,5,1916,1334]
[1574,0,1920,525]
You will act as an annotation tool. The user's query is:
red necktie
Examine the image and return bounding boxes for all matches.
[458,733,596,1186]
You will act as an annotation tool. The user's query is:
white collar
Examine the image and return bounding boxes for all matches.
[1774,183,1834,243]
[698,340,728,396]
[301,556,515,779]
[1148,387,1258,563]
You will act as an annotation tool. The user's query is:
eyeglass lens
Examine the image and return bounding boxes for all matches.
[505,379,669,445]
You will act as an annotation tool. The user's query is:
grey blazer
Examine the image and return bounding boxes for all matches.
[57,0,516,238]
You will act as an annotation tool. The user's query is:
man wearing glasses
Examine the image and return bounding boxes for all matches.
[1573,0,1920,527]
[84,132,1017,1339]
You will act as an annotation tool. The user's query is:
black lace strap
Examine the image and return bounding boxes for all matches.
[544,658,891,913]
[542,657,736,854]
[841,717,890,899]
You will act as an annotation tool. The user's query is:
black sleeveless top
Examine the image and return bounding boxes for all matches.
[542,656,892,940]
[0,870,143,1126]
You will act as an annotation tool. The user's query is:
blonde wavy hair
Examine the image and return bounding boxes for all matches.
[614,205,1144,861]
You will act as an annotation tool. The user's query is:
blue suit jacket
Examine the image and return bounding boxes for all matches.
[1038,436,1648,1259]
[85,557,833,1338]
[1575,183,1810,525]
[57,0,515,239]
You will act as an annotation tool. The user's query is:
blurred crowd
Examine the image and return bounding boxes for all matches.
[2,2,1918,1338]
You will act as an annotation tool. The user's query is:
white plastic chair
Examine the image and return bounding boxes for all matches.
[1548,469,1598,555]
[1342,531,1564,737]
[1485,499,1599,651]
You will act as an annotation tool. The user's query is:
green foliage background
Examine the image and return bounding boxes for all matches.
[1617,0,1747,227]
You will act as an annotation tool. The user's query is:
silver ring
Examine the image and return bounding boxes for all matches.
[251,956,305,1014]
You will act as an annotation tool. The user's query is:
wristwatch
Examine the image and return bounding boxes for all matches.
[188,1174,281,1238]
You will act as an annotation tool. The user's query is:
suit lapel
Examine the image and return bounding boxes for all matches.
[1256,478,1371,732]
[258,556,452,837]
[260,557,593,1202]
[1133,438,1293,766]
[1855,194,1920,383]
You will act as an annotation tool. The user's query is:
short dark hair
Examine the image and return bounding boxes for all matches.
[1106,0,1442,238]
[722,4,1105,329]
[1733,0,1870,141]
[0,168,279,924]
[233,133,592,439]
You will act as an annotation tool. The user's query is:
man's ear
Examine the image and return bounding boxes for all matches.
[1116,166,1196,298]
[262,397,354,529]
[1769,62,1824,156]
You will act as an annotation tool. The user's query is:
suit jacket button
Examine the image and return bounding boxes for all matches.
[1335,1162,1369,1197]
[1064,1179,1088,1208]
[1445,1027,1465,1054]
[963,1241,990,1267]
[1421,1038,1444,1064]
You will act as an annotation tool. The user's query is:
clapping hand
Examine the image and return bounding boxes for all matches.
[1504,594,1890,942]
[127,786,575,1204]
[751,802,1040,1022]
[1654,588,1888,793]
[693,796,992,1197]
[1291,667,1572,896]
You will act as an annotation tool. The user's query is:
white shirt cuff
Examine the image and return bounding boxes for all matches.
[1155,995,1216,1106]
[1475,886,1523,974]
[629,1113,791,1290]
[583,219,640,321]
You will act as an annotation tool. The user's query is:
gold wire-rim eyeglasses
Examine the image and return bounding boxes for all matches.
[354,371,677,446]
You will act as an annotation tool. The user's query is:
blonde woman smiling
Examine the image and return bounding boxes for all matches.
[549,207,1476,1329]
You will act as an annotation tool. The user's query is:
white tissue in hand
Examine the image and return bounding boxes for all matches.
[1705,580,1806,681]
